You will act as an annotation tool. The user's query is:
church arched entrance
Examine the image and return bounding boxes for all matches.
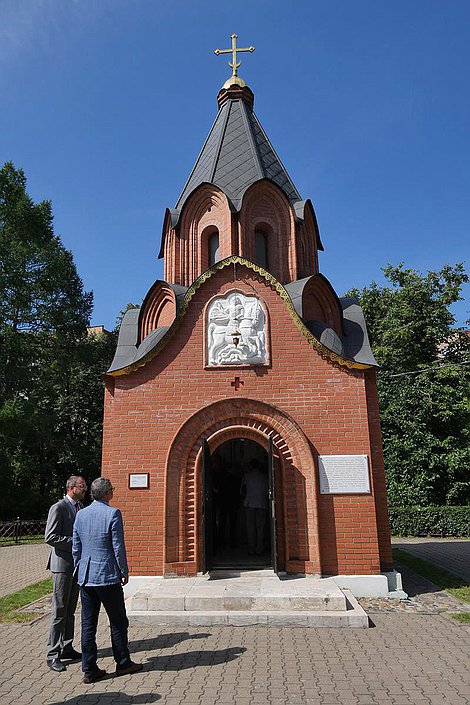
[165,398,321,577]
[202,438,275,572]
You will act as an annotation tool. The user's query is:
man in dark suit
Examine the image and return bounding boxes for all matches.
[45,474,87,672]
[73,477,142,684]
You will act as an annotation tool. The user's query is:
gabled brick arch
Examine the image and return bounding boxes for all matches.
[296,220,317,280]
[166,184,233,286]
[239,180,296,283]
[302,199,321,274]
[302,274,344,336]
[165,398,321,576]
[139,281,177,342]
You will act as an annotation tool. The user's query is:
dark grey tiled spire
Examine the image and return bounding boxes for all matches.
[175,89,301,212]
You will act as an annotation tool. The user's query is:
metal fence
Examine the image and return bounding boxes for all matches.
[0,518,47,544]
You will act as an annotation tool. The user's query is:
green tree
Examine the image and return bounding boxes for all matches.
[0,162,115,518]
[349,263,470,507]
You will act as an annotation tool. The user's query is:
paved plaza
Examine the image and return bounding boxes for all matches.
[392,537,470,583]
[0,542,50,597]
[1,540,469,705]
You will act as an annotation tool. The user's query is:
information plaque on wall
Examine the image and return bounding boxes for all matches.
[318,455,370,494]
[128,473,149,489]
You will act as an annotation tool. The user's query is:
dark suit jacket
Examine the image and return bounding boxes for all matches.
[45,497,82,573]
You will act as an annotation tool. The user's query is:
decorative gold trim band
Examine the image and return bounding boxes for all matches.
[108,257,372,376]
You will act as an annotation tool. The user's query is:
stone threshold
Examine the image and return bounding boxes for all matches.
[129,574,345,611]
[128,591,368,628]
[126,574,369,627]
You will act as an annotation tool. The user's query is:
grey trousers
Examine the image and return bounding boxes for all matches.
[47,571,79,660]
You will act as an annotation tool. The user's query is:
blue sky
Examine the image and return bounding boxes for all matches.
[1,0,469,328]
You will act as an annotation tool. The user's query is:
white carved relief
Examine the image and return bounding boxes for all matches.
[207,293,267,366]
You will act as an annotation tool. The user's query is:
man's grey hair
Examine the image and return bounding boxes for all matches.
[91,477,113,501]
[66,475,86,491]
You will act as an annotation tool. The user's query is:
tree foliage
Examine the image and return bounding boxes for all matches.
[349,263,470,507]
[0,163,116,518]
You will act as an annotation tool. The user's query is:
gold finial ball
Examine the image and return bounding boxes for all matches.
[222,75,247,90]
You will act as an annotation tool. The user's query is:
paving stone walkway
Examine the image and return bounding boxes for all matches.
[0,543,50,597]
[1,540,469,704]
[1,612,469,705]
[392,537,470,583]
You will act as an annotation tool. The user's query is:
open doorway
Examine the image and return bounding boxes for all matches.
[203,438,275,570]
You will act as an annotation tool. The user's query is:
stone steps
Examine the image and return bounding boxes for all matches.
[125,573,369,628]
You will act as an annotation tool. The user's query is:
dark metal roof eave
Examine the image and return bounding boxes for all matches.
[107,257,375,377]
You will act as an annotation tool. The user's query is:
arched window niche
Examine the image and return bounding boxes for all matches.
[208,229,220,267]
[254,229,269,270]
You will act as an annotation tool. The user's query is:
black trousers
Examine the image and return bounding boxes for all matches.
[80,583,131,676]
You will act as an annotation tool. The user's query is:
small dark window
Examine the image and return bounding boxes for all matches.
[209,232,220,266]
[254,230,268,269]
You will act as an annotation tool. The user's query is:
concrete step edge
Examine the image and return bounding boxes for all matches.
[128,608,369,628]
[129,595,348,612]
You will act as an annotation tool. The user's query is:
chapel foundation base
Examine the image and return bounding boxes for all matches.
[331,570,407,599]
[125,573,370,628]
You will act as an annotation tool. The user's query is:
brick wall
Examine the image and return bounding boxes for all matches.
[102,263,390,577]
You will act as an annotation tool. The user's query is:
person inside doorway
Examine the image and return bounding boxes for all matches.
[241,458,268,556]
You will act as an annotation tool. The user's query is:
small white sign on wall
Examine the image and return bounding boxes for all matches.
[129,473,149,489]
[318,455,370,494]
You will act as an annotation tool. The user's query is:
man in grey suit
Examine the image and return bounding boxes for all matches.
[72,477,142,684]
[45,474,87,672]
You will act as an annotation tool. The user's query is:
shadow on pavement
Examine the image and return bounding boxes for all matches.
[48,694,160,705]
[97,631,212,658]
[396,562,443,598]
[395,556,468,598]
[145,645,246,671]
[394,541,470,584]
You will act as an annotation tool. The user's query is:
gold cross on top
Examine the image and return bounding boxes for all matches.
[214,33,255,78]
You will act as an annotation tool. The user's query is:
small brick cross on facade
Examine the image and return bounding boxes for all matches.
[231,376,244,391]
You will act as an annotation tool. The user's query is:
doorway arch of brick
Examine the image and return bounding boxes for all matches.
[164,398,321,575]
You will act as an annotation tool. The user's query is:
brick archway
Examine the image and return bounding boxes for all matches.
[165,398,320,575]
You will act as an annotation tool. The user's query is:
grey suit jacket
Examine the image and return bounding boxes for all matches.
[45,497,82,573]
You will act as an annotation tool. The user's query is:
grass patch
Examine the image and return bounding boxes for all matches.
[0,537,44,547]
[450,613,470,623]
[0,577,53,623]
[393,548,470,603]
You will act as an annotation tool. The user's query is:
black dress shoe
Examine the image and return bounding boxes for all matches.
[47,658,66,672]
[83,667,106,684]
[115,661,143,676]
[61,648,82,660]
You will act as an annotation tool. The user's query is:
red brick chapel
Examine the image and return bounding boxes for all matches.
[102,42,393,582]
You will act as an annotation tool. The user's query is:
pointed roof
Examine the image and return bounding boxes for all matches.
[176,85,301,213]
